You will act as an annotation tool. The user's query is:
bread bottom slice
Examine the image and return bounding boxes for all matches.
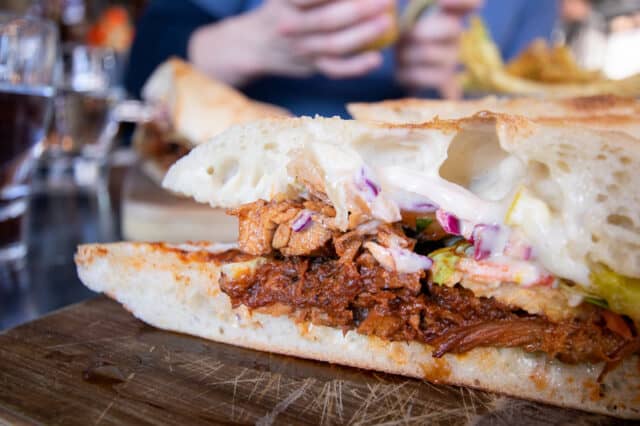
[75,242,640,419]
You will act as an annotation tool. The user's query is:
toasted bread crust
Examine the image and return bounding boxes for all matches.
[347,96,640,129]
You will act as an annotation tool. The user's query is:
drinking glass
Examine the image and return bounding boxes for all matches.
[43,43,124,189]
[0,13,58,264]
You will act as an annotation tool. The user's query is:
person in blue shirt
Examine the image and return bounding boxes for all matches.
[125,0,558,117]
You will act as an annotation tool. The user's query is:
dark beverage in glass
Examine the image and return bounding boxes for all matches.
[0,14,58,264]
[0,85,54,260]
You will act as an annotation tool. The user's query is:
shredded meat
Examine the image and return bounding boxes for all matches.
[229,199,337,256]
[280,219,333,257]
[220,254,637,364]
[222,199,639,364]
[229,199,303,256]
[334,231,362,262]
[229,199,414,260]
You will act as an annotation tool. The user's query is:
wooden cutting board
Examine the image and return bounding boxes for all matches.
[121,166,238,243]
[0,297,630,425]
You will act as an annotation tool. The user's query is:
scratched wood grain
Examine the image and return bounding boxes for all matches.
[0,297,634,426]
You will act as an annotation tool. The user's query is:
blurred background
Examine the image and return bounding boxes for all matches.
[0,0,634,77]
[0,0,639,330]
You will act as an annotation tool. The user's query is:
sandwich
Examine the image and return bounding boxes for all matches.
[134,58,289,183]
[76,114,640,418]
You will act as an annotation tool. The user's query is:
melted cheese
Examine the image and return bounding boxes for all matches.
[469,155,525,201]
[221,258,266,280]
[506,188,591,286]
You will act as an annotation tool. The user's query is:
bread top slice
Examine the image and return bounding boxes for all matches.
[347,95,640,138]
[162,116,460,229]
[141,58,289,147]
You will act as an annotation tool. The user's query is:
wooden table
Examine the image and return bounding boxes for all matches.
[0,297,631,425]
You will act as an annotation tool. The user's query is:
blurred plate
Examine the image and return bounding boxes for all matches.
[122,166,237,243]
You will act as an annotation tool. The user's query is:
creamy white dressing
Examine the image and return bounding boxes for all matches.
[380,167,505,225]
[368,193,401,225]
[364,241,432,274]
[385,188,438,212]
[169,242,238,253]
[303,145,565,285]
[475,225,511,259]
[458,220,476,241]
[463,223,550,286]
[304,143,402,230]
[390,248,433,273]
[370,164,584,287]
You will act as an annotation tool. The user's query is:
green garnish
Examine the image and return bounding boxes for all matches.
[416,217,433,233]
[583,296,609,309]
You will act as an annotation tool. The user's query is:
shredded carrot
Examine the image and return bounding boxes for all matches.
[457,259,512,282]
[457,258,554,287]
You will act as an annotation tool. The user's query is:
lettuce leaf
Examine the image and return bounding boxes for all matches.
[429,242,470,285]
[590,264,640,323]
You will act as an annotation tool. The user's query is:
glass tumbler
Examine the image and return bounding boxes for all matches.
[44,43,124,189]
[0,13,58,264]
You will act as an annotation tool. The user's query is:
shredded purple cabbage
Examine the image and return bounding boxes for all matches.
[436,210,461,236]
[291,210,312,232]
[354,167,381,201]
[504,238,534,261]
[411,202,438,213]
[365,178,380,196]
[471,224,500,261]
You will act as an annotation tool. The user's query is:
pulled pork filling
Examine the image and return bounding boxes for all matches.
[222,199,639,364]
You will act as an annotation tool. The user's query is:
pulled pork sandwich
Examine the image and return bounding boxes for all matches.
[76,115,640,418]
[134,58,289,183]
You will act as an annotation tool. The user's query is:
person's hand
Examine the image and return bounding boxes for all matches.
[396,0,482,99]
[189,0,395,87]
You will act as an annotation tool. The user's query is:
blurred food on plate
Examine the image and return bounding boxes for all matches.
[504,40,603,84]
[126,59,291,244]
[558,0,640,79]
[86,5,133,53]
[460,16,640,97]
[134,58,290,184]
